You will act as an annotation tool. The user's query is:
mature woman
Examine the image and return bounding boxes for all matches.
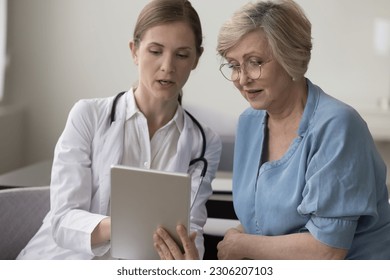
[216,0,390,259]
[17,0,221,260]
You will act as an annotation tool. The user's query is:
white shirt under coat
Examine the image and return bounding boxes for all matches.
[17,89,222,259]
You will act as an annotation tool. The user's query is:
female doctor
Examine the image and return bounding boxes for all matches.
[17,0,221,260]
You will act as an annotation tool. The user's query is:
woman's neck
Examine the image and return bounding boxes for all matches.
[133,88,178,139]
[267,79,308,128]
[264,79,308,162]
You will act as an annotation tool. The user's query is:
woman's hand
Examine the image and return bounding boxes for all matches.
[153,224,199,260]
[217,225,245,260]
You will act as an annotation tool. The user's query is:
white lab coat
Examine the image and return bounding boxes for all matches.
[17,90,222,259]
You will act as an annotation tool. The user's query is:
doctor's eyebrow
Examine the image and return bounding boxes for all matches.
[147,42,194,52]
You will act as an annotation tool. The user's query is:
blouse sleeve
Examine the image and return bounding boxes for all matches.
[297,107,386,249]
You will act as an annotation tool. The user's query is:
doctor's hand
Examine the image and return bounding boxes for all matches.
[91,217,111,246]
[217,225,245,260]
[153,224,199,260]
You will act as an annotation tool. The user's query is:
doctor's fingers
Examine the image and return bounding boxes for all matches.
[176,225,199,260]
[154,227,184,260]
[153,231,174,260]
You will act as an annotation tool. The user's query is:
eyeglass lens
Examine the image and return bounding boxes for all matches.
[220,60,262,81]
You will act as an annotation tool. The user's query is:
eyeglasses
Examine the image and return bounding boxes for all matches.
[219,59,271,82]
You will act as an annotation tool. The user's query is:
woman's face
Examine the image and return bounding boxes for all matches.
[130,21,200,103]
[225,30,294,113]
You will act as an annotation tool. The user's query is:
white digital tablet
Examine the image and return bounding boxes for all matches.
[110,165,191,260]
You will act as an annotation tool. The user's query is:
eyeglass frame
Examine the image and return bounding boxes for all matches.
[219,59,272,82]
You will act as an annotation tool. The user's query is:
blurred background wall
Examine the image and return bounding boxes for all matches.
[0,0,389,188]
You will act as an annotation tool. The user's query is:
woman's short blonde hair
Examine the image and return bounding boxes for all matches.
[217,0,312,80]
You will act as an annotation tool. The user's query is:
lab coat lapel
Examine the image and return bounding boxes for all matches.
[97,96,126,214]
[171,113,194,173]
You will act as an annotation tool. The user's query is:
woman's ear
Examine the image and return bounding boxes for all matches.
[129,41,139,65]
[192,47,204,70]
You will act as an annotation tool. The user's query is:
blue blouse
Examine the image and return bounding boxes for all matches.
[233,79,390,259]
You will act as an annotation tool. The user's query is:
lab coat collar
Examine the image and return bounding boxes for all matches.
[125,88,139,121]
[169,111,195,174]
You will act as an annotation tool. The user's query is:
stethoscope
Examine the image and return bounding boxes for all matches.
[110,91,208,210]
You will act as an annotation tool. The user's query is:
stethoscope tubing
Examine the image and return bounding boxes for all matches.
[110,91,208,211]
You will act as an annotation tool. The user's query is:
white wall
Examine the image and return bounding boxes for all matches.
[0,0,6,101]
[1,0,390,175]
[300,0,390,108]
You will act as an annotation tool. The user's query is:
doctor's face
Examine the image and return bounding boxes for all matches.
[130,21,200,103]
